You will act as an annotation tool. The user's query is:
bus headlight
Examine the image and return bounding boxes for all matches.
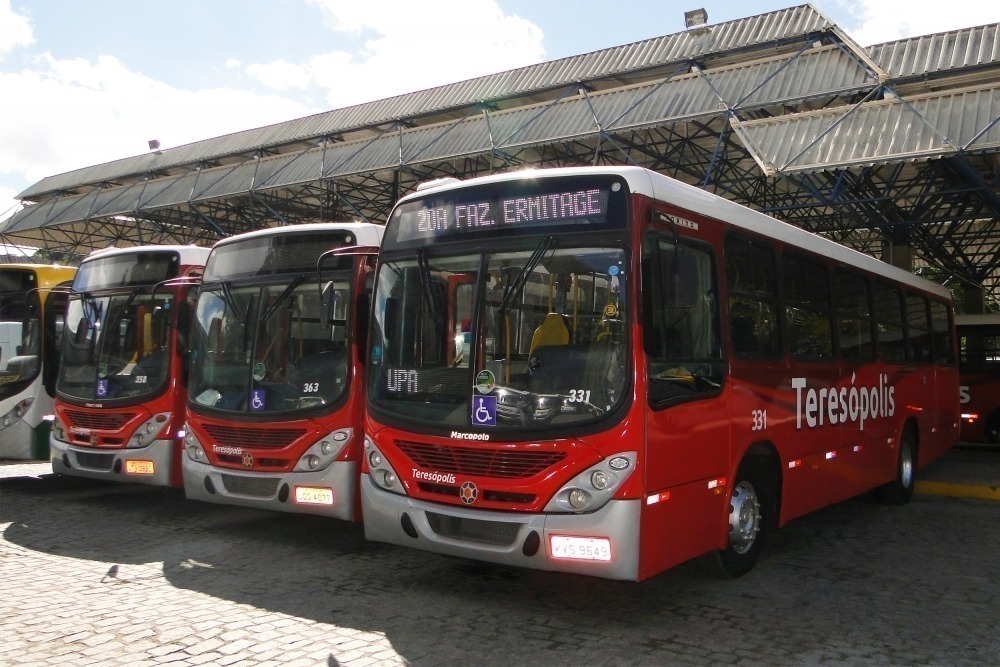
[127,412,171,448]
[0,399,33,430]
[51,416,67,443]
[365,436,405,495]
[544,451,637,513]
[293,427,352,472]
[183,425,206,461]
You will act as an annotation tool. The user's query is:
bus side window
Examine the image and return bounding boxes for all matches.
[873,283,906,362]
[724,234,781,358]
[834,269,875,361]
[906,293,932,363]
[929,300,954,364]
[783,253,833,360]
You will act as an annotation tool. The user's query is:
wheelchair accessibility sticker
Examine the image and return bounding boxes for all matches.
[250,389,266,412]
[472,395,497,426]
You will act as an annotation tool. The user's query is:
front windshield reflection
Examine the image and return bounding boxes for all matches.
[189,278,352,414]
[369,244,629,430]
[58,291,173,401]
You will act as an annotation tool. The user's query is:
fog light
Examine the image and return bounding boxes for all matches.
[381,470,397,488]
[368,451,382,468]
[321,440,334,455]
[307,454,321,469]
[146,422,156,434]
[569,489,590,509]
[591,470,609,490]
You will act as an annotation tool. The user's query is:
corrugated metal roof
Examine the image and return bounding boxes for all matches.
[869,23,1000,79]
[17,4,833,201]
[737,84,1000,173]
[0,43,941,232]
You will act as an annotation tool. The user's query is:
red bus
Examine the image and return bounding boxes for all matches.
[957,313,1000,444]
[360,166,959,581]
[50,245,209,486]
[182,223,381,519]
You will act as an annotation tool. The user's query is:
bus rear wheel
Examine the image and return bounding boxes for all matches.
[712,459,770,578]
[875,429,916,505]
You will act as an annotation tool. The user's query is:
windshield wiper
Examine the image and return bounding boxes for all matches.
[497,236,554,316]
[220,280,247,325]
[260,275,306,323]
[416,248,442,322]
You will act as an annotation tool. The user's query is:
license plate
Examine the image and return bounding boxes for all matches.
[294,486,334,506]
[550,535,612,561]
[125,460,155,475]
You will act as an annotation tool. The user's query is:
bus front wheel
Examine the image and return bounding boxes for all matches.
[712,459,771,578]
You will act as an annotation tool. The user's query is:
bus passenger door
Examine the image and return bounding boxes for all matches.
[639,232,729,575]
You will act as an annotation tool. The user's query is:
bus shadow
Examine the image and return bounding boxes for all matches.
[2,470,898,664]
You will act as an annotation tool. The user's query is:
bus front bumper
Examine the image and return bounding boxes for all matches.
[182,455,358,521]
[360,475,642,581]
[49,437,176,487]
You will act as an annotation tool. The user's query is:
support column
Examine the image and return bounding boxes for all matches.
[881,240,913,272]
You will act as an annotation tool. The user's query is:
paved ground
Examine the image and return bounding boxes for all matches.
[1,446,998,666]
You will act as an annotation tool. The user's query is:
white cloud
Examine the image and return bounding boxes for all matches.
[0,0,34,56]
[245,59,313,92]
[248,0,546,108]
[831,0,997,46]
[0,51,317,218]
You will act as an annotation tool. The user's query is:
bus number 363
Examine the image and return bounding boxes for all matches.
[751,409,767,431]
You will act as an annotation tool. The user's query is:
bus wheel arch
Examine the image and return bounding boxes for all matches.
[712,443,780,578]
[875,420,918,505]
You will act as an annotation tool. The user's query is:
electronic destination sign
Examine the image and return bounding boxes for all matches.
[384,174,630,247]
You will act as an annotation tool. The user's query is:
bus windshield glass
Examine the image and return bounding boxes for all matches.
[188,233,357,416]
[0,269,42,396]
[370,239,630,431]
[58,289,174,402]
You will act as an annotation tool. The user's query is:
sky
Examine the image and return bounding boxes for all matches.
[1,0,997,223]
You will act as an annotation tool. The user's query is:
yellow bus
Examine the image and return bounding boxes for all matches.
[0,263,77,459]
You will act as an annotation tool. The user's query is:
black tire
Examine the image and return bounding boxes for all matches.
[712,458,772,578]
[985,411,1000,444]
[874,429,916,505]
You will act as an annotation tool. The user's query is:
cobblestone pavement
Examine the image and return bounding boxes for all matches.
[1,454,998,667]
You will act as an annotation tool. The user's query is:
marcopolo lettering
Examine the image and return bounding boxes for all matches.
[450,431,490,441]
[792,373,895,431]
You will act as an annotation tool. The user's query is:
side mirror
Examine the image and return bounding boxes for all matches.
[321,281,339,329]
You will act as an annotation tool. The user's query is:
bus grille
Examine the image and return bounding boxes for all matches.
[220,474,281,498]
[202,424,306,450]
[64,409,138,431]
[74,451,115,471]
[425,511,520,546]
[397,441,566,479]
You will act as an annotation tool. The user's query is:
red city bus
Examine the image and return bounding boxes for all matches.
[956,313,1000,444]
[50,245,209,486]
[361,166,959,581]
[182,223,381,520]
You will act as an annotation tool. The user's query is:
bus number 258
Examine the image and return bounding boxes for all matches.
[751,409,767,431]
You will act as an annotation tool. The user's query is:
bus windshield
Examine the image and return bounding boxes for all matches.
[189,273,353,415]
[58,289,173,402]
[369,241,630,430]
[0,270,42,397]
